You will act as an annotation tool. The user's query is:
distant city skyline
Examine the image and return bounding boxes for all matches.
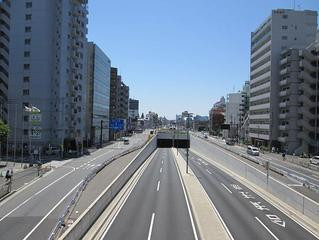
[88,0,319,119]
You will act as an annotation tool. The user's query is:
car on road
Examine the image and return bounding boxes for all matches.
[310,156,319,165]
[123,137,129,145]
[247,146,259,156]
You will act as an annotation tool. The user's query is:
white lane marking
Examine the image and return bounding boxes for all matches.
[191,148,319,240]
[221,183,232,194]
[206,169,212,175]
[100,150,158,239]
[22,181,83,240]
[202,181,234,240]
[161,160,163,164]
[147,213,155,240]
[76,167,79,170]
[0,167,75,222]
[255,217,279,240]
[157,181,160,192]
[160,168,162,173]
[172,149,199,240]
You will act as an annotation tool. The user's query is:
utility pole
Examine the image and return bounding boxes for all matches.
[100,120,103,148]
[186,129,189,174]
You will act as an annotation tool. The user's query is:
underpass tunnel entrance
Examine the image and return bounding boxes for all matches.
[156,131,190,148]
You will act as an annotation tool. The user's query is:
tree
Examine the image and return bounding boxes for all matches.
[141,113,144,119]
[0,120,9,142]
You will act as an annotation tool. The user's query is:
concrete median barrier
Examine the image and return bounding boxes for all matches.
[59,136,157,240]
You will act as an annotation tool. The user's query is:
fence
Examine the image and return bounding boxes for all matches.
[49,136,157,240]
[192,134,319,224]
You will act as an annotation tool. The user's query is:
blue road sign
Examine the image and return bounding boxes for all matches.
[110,119,124,130]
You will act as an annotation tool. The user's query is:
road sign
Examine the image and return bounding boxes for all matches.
[110,119,124,130]
[30,127,41,139]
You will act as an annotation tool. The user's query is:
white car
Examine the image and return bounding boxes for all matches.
[247,146,260,156]
[310,156,319,165]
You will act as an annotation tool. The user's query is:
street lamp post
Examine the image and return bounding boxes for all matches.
[100,120,103,148]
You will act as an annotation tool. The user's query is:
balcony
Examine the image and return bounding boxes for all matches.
[250,71,271,85]
[249,132,270,140]
[279,113,286,119]
[278,125,287,131]
[250,92,270,102]
[279,90,288,97]
[250,102,270,111]
[249,124,270,130]
[278,137,286,143]
[279,102,288,108]
[280,67,289,75]
[280,57,288,65]
[279,78,288,86]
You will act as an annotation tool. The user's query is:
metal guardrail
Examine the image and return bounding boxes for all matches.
[48,141,148,240]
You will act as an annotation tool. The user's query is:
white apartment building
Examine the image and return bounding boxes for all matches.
[8,0,88,152]
[249,9,317,148]
[278,37,319,154]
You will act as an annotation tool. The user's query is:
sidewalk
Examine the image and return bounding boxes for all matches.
[209,135,319,173]
[172,149,230,240]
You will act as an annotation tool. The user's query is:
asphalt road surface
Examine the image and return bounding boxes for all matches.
[101,148,197,240]
[0,133,147,240]
[179,148,318,240]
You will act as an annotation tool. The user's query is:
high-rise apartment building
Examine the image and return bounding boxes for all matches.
[86,42,111,146]
[0,0,10,122]
[278,38,319,154]
[8,0,88,151]
[249,9,317,148]
[110,67,129,121]
[128,98,139,119]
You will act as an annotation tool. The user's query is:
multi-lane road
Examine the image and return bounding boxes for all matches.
[101,148,197,240]
[179,148,317,240]
[0,133,147,240]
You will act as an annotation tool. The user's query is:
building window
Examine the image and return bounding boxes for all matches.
[282,25,288,30]
[282,14,288,19]
[25,14,32,20]
[24,64,30,70]
[25,38,31,45]
[25,26,31,33]
[24,51,30,57]
[24,115,29,122]
[282,36,287,40]
[26,2,32,8]
[23,89,30,95]
[24,129,28,135]
[23,76,30,82]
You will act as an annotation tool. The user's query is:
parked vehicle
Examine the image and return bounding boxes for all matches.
[247,146,259,156]
[310,156,319,165]
[226,138,235,145]
[45,146,60,155]
[123,137,129,145]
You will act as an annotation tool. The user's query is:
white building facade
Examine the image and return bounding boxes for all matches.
[8,0,88,152]
[249,9,317,148]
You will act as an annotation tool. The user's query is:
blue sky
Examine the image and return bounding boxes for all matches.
[88,0,318,119]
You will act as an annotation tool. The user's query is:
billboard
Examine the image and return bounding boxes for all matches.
[110,119,125,130]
